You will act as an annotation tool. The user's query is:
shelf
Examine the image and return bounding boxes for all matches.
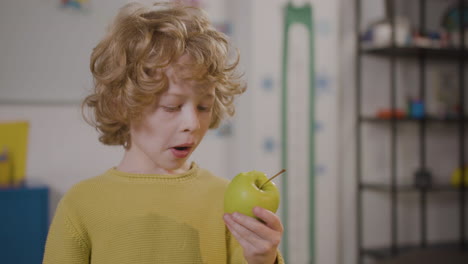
[360,116,467,123]
[356,2,468,264]
[361,241,468,260]
[360,183,461,193]
[360,46,465,60]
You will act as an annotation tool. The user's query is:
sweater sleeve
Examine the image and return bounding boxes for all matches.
[226,228,248,264]
[42,198,90,264]
[276,251,285,264]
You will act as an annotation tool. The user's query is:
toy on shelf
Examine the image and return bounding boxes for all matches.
[376,109,406,119]
[441,4,468,48]
[451,167,468,188]
[408,98,425,119]
[413,167,432,189]
[361,17,412,48]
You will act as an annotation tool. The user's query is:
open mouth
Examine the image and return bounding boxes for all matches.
[174,146,190,151]
[171,146,192,158]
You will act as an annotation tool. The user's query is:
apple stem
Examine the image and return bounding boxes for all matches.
[260,169,286,189]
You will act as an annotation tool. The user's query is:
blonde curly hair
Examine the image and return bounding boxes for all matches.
[82,1,245,148]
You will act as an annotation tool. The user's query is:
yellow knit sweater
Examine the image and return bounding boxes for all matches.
[42,163,284,264]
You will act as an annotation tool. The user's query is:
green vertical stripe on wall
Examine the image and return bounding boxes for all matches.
[281,3,315,263]
[280,6,290,260]
[307,7,315,264]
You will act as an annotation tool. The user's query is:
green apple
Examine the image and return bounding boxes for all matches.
[224,170,280,218]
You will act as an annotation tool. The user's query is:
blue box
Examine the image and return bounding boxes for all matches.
[0,184,49,264]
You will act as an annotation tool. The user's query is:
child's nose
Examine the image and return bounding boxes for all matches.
[182,106,201,132]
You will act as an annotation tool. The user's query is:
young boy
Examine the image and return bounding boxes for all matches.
[42,1,284,264]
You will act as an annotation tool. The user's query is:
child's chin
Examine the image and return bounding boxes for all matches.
[164,159,191,172]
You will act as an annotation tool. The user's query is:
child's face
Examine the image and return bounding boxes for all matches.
[127,65,215,174]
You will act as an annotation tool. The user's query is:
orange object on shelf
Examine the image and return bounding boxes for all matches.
[377,109,406,119]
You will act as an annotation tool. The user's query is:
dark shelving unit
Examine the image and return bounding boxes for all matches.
[361,46,464,60]
[362,241,468,259]
[355,0,467,263]
[360,183,458,193]
[360,116,468,123]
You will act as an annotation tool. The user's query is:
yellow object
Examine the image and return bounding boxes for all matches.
[451,167,468,187]
[43,163,285,264]
[0,148,12,187]
[0,121,29,185]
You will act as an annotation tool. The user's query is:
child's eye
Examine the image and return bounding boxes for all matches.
[162,106,181,112]
[198,105,212,112]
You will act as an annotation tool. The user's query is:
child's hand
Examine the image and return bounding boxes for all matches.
[223,206,283,264]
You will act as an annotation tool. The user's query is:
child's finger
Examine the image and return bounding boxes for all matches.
[225,209,282,243]
[223,213,258,248]
[225,211,280,248]
[224,213,262,240]
[224,213,276,256]
[253,207,283,233]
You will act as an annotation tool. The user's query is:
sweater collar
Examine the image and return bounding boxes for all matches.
[107,162,199,182]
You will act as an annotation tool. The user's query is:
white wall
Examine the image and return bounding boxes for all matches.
[0,0,123,103]
[230,0,341,263]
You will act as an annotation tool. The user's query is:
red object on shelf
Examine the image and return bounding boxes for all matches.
[377,109,406,119]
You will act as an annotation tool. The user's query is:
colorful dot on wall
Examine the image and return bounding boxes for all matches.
[215,122,233,138]
[316,72,334,96]
[315,164,327,176]
[262,137,276,153]
[61,0,89,10]
[316,19,332,36]
[261,76,274,92]
[314,120,324,133]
